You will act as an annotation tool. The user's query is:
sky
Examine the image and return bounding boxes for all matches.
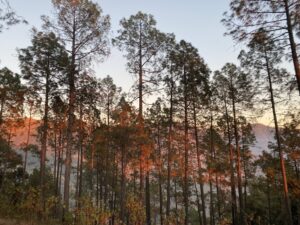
[0,0,240,92]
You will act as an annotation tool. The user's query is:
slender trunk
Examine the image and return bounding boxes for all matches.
[64,14,77,212]
[192,102,207,225]
[24,105,32,175]
[212,130,221,221]
[241,133,248,210]
[40,66,50,213]
[105,96,110,210]
[59,140,64,198]
[54,124,57,188]
[96,152,100,208]
[194,182,203,225]
[283,0,300,94]
[209,180,214,225]
[224,97,237,225]
[230,79,244,225]
[264,49,293,224]
[120,143,126,223]
[215,175,221,221]
[56,128,62,197]
[166,73,174,218]
[267,178,272,225]
[157,121,164,225]
[110,139,117,222]
[136,21,150,225]
[146,170,151,225]
[138,21,144,196]
[209,114,215,225]
[55,127,62,216]
[0,96,5,127]
[75,133,80,207]
[183,67,189,225]
[76,102,83,208]
[174,177,179,225]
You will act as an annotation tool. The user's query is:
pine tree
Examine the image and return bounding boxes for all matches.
[19,30,68,212]
[239,30,293,224]
[214,63,254,225]
[113,12,172,224]
[169,40,210,225]
[223,0,300,94]
[0,67,25,137]
[44,0,111,211]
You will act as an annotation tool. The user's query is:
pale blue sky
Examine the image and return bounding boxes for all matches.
[0,0,240,92]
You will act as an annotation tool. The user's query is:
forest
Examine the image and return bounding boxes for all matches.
[0,0,300,225]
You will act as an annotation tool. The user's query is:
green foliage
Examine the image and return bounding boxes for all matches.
[0,67,25,130]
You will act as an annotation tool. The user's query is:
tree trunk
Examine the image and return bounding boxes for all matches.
[230,80,245,225]
[193,102,207,225]
[24,105,32,176]
[166,73,174,218]
[283,0,300,95]
[174,177,179,225]
[56,128,62,197]
[40,68,50,213]
[157,120,164,225]
[146,170,151,225]
[64,15,77,212]
[241,132,248,211]
[76,102,83,208]
[209,114,215,225]
[0,96,5,126]
[224,97,237,225]
[267,177,272,225]
[264,49,293,225]
[183,68,189,225]
[194,182,203,225]
[120,143,126,223]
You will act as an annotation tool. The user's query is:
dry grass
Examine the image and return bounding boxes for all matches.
[0,219,28,225]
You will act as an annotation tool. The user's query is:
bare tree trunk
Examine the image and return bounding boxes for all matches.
[283,0,300,95]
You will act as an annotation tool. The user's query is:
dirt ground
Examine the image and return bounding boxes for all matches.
[0,219,36,225]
